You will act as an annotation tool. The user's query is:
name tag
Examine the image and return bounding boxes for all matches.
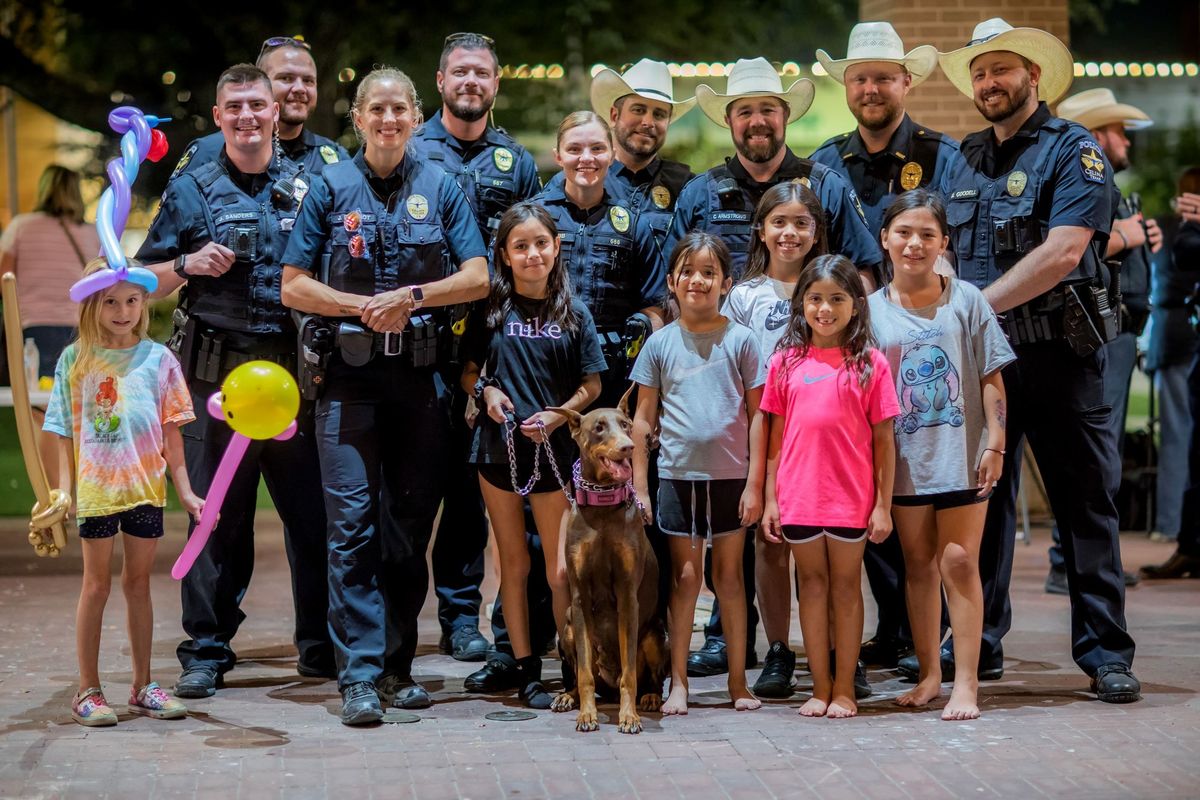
[710,210,751,224]
[950,189,979,200]
[215,211,258,225]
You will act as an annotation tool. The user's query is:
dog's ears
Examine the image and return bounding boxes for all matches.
[618,383,636,418]
[546,406,582,433]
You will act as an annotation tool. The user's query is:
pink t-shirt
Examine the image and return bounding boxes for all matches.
[760,346,900,528]
[0,212,98,327]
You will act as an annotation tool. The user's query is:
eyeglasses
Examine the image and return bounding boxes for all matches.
[444,32,495,47]
[258,35,310,62]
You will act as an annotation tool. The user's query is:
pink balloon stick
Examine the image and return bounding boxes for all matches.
[171,432,250,580]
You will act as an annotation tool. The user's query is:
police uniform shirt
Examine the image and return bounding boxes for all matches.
[667,146,882,278]
[810,114,959,237]
[943,101,1114,291]
[411,110,541,239]
[282,150,487,277]
[534,179,666,331]
[170,128,349,183]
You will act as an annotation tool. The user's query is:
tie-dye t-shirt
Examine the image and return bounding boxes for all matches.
[43,340,194,520]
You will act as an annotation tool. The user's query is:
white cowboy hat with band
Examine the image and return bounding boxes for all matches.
[938,17,1074,104]
[590,58,696,124]
[815,21,939,87]
[695,57,815,127]
[1057,88,1152,131]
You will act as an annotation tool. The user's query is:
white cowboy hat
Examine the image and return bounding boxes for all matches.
[1057,88,1152,131]
[695,57,815,127]
[590,58,696,124]
[938,17,1074,104]
[815,22,939,87]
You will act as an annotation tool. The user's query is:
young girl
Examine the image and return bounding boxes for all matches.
[631,231,764,715]
[460,202,606,708]
[43,258,203,727]
[724,182,827,698]
[759,254,899,719]
[868,190,1014,721]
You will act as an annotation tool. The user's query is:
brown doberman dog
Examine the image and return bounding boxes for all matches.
[548,387,667,734]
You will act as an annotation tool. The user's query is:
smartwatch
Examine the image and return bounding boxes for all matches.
[173,253,188,279]
[410,285,424,310]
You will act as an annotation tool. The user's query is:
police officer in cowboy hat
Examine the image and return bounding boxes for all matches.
[667,57,882,685]
[810,22,961,670]
[931,18,1140,703]
[1044,88,1161,594]
[668,57,883,287]
[171,36,349,182]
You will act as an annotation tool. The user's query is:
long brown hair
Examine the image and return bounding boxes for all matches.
[34,165,85,224]
[69,258,151,385]
[742,181,827,283]
[488,202,579,332]
[775,254,875,388]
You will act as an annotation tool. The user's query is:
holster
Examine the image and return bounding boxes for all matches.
[167,307,198,380]
[295,312,333,400]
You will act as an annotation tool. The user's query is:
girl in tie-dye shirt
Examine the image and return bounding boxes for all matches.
[43,259,203,727]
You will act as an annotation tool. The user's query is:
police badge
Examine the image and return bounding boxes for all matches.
[493,147,514,172]
[609,206,630,233]
[407,194,430,220]
[900,162,923,191]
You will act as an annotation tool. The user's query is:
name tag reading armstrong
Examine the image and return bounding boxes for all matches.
[710,210,752,224]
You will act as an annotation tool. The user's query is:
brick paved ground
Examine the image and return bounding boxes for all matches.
[0,512,1197,799]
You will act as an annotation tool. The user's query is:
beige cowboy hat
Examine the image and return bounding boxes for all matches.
[1057,88,1152,131]
[815,21,939,87]
[695,57,815,127]
[590,58,696,124]
[938,17,1074,104]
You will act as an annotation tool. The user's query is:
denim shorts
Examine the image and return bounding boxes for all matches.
[78,504,164,539]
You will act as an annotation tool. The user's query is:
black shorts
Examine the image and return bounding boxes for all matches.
[781,525,866,544]
[657,478,745,540]
[78,504,165,540]
[892,488,992,510]
[477,461,566,496]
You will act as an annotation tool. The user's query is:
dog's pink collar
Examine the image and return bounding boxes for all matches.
[572,459,634,507]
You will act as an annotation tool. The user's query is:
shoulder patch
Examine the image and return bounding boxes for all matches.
[171,143,197,179]
[1079,141,1106,184]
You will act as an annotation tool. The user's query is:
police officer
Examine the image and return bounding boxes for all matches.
[281,67,489,725]
[1042,88,1161,593]
[811,22,959,670]
[170,36,349,182]
[934,18,1139,702]
[410,32,542,668]
[138,64,332,697]
[668,57,881,684]
[668,57,883,287]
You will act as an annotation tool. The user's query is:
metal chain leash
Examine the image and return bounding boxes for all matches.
[503,414,572,502]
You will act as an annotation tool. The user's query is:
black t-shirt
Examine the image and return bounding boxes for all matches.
[465,294,607,469]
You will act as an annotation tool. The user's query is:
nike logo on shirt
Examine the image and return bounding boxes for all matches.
[803,372,836,384]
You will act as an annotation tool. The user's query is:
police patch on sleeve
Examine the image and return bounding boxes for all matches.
[1079,142,1106,184]
[493,147,514,172]
[609,206,630,233]
[319,145,339,165]
[170,143,197,179]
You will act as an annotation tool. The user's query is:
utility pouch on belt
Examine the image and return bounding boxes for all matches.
[337,322,374,367]
[409,315,439,368]
[295,313,332,400]
[167,307,198,381]
[1062,285,1106,357]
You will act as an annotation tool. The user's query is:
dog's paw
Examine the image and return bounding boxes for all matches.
[575,711,600,732]
[617,712,643,734]
[638,692,663,712]
[550,691,577,713]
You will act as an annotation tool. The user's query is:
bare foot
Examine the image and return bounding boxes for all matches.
[731,686,761,711]
[942,684,981,721]
[660,683,689,716]
[895,677,942,708]
[826,695,857,718]
[798,696,828,717]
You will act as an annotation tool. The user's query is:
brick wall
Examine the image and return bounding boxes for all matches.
[859,0,1070,140]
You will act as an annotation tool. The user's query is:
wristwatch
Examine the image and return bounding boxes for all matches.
[410,285,424,310]
[173,253,188,279]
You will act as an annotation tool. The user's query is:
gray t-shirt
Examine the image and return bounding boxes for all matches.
[630,319,765,480]
[869,277,1016,496]
[724,275,797,361]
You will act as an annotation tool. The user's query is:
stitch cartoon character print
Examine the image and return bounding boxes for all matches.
[897,341,963,434]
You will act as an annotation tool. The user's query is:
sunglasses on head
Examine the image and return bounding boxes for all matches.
[258,35,311,61]
[444,32,495,47]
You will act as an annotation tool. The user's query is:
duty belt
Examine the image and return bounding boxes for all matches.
[333,315,441,367]
[1001,304,1062,346]
[193,332,293,383]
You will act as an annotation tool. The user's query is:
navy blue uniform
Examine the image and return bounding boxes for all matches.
[1166,222,1200,557]
[667,147,883,282]
[282,150,486,688]
[412,110,545,652]
[137,151,332,678]
[811,114,959,650]
[810,114,959,239]
[170,129,349,183]
[942,102,1135,676]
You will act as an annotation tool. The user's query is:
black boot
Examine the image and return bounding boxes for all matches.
[517,656,553,709]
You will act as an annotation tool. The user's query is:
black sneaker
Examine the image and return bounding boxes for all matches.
[753,641,795,698]
[1091,663,1141,704]
[464,652,522,692]
[829,651,871,699]
[439,624,489,662]
[377,674,433,709]
[1044,566,1069,595]
[340,681,383,725]
[897,644,1004,681]
[859,636,904,668]
[175,666,223,699]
